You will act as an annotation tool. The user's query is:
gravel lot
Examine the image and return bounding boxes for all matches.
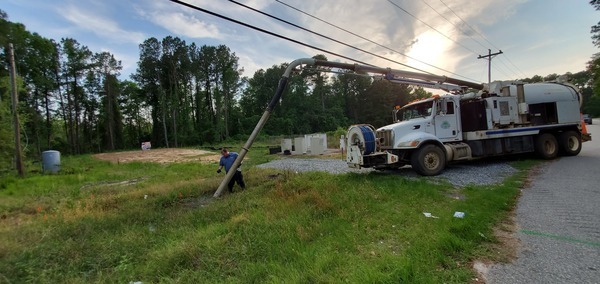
[257,157,518,187]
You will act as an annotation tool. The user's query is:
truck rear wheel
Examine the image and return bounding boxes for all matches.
[558,131,582,156]
[535,133,558,159]
[411,144,446,176]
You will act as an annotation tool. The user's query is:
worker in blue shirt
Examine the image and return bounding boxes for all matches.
[217,148,246,193]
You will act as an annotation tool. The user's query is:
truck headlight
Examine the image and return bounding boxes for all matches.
[398,140,419,147]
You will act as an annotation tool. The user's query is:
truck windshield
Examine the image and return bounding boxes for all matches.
[396,101,433,121]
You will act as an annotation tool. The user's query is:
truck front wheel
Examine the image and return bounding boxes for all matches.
[411,144,446,176]
[535,133,558,159]
[558,131,582,156]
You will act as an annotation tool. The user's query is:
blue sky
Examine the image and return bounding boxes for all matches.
[2,0,598,86]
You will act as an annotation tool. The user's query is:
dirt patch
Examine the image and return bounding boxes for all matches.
[472,214,520,283]
[93,148,221,164]
[180,195,214,209]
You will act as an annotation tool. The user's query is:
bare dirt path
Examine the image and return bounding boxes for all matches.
[93,148,221,164]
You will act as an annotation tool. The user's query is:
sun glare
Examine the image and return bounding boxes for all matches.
[406,31,451,72]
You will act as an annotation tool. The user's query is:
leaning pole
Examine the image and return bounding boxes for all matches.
[213,58,316,197]
[213,58,483,197]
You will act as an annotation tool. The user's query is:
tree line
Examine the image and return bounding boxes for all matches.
[1,9,600,171]
[0,12,429,162]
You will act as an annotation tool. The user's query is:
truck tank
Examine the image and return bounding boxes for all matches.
[486,81,582,125]
[511,82,580,105]
[512,82,581,125]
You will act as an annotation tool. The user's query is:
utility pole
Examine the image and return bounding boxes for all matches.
[8,43,25,177]
[478,49,503,85]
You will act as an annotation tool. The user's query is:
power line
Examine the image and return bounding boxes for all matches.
[274,0,478,82]
[388,0,524,81]
[491,64,512,80]
[438,0,499,51]
[169,0,486,87]
[495,57,522,79]
[419,0,522,79]
[503,56,527,79]
[167,0,375,67]
[493,59,514,76]
[390,0,527,79]
[419,0,496,55]
[437,0,527,78]
[227,0,432,75]
[386,0,478,55]
[389,0,521,80]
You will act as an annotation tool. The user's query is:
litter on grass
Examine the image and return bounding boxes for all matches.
[453,211,465,218]
[423,212,439,219]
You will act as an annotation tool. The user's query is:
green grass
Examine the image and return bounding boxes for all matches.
[0,150,537,283]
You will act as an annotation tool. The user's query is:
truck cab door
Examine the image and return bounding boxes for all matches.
[434,100,460,141]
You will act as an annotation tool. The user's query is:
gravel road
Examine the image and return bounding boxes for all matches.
[257,157,518,187]
[486,121,600,284]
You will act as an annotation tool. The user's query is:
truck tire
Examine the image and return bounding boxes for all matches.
[411,144,446,176]
[558,131,582,156]
[535,133,558,159]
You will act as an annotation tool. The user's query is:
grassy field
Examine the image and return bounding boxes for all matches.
[0,147,535,283]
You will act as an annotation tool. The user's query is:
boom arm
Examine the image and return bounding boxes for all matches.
[214,58,482,197]
[381,76,465,92]
[314,59,484,90]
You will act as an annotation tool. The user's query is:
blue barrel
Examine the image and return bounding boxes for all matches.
[42,150,61,173]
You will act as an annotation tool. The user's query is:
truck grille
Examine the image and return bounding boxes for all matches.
[376,129,393,148]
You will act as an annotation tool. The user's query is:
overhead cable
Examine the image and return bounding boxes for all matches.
[419,0,488,51]
[167,0,375,67]
[437,0,527,78]
[438,0,500,50]
[419,0,522,79]
[386,0,478,55]
[227,0,433,75]
[274,0,478,82]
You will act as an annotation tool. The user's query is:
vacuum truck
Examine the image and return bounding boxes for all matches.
[346,80,591,175]
[212,58,592,196]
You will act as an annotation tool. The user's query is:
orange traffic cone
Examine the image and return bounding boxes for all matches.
[581,113,589,134]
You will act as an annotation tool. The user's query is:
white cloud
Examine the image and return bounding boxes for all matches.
[145,0,589,82]
[271,0,482,73]
[136,0,240,40]
[428,0,527,27]
[4,0,594,84]
[130,0,592,81]
[150,11,223,39]
[237,54,263,78]
[241,0,271,10]
[271,0,414,69]
[61,5,146,44]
